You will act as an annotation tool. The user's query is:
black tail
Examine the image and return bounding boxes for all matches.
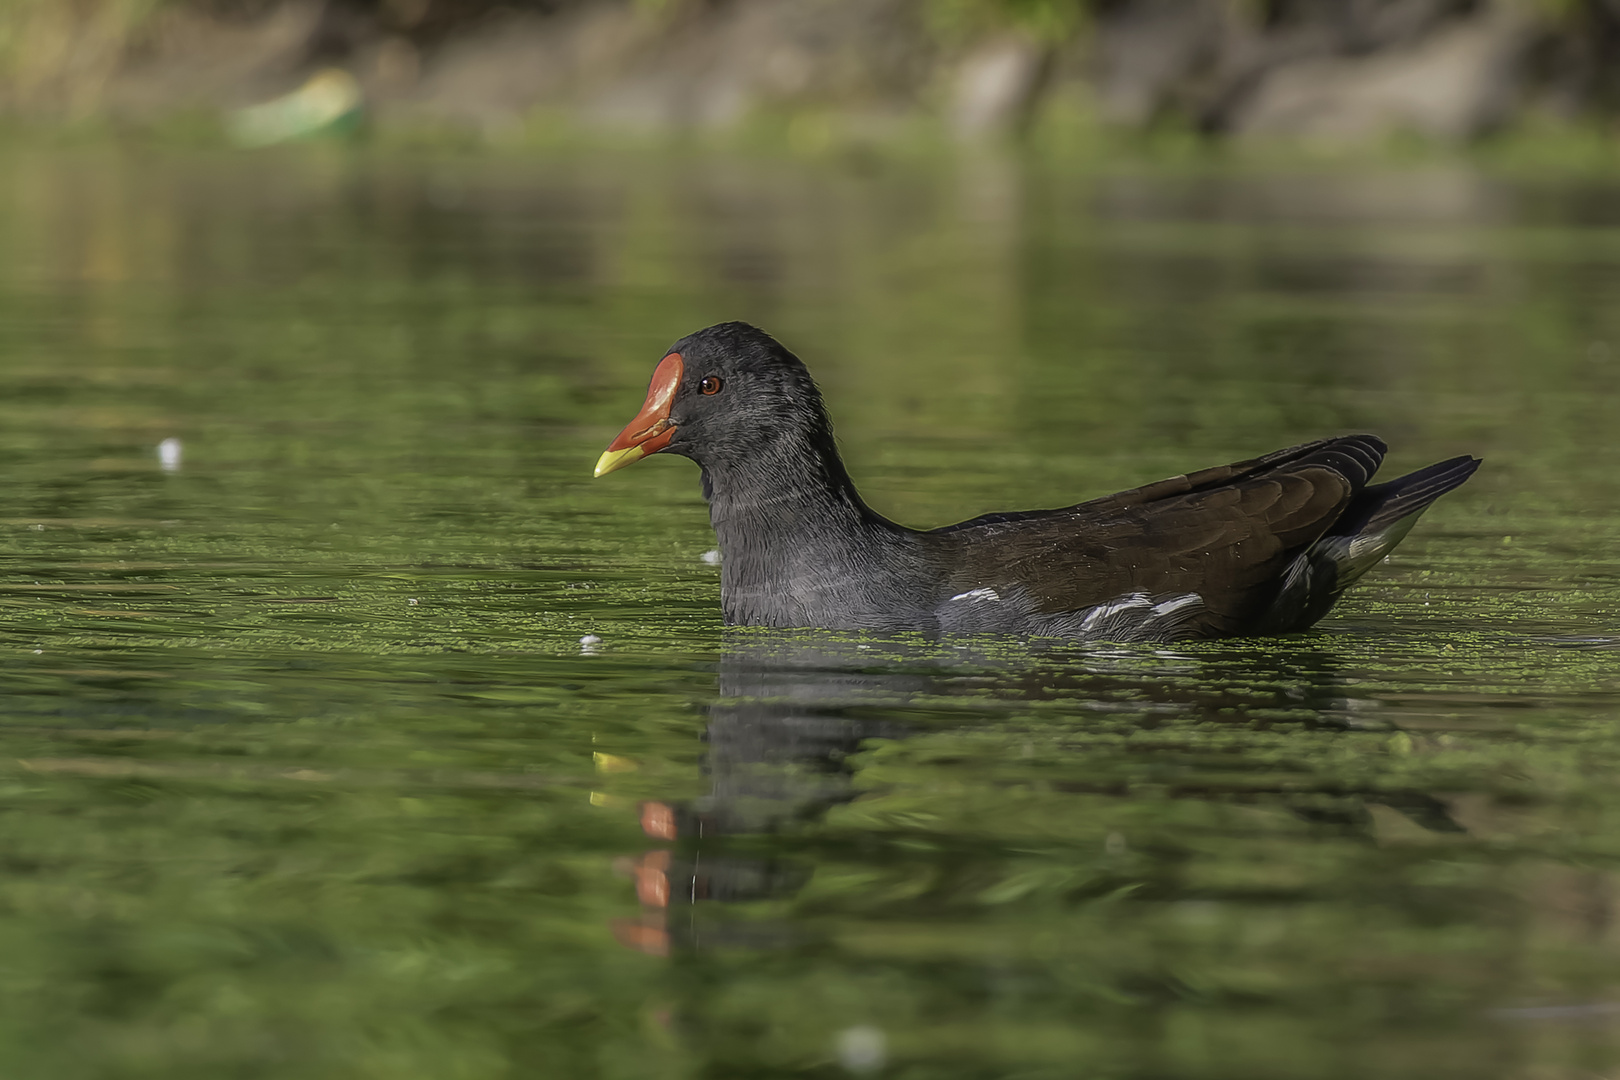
[1256,450,1481,634]
[1331,454,1483,540]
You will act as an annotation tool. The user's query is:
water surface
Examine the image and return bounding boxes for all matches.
[0,144,1617,1078]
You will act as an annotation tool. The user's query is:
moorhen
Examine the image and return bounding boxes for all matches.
[594,322,1480,641]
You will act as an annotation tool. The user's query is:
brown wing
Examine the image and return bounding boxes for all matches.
[930,437,1386,636]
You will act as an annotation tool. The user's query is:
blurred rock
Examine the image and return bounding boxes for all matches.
[367,36,421,94]
[1093,0,1225,127]
[97,0,329,117]
[398,6,645,129]
[577,0,930,132]
[1229,6,1533,144]
[950,34,1049,138]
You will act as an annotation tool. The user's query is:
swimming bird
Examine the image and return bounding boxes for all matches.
[593,322,1479,641]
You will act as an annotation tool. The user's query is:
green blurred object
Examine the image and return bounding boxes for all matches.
[226,68,363,147]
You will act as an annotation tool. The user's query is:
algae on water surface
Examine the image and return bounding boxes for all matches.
[0,145,1616,1077]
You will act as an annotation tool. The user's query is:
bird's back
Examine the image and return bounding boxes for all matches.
[925,436,1477,641]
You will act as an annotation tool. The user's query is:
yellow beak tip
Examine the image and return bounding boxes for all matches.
[593,446,645,478]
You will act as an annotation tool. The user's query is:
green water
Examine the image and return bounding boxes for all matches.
[0,144,1617,1078]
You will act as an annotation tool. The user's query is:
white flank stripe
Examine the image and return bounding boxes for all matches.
[1150,593,1201,617]
[1080,592,1152,630]
[949,587,1001,603]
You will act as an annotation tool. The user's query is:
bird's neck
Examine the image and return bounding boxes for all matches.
[700,435,915,628]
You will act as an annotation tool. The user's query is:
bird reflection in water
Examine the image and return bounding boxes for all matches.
[612,634,911,956]
[611,631,1462,958]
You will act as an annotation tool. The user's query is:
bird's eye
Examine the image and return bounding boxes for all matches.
[699,376,723,395]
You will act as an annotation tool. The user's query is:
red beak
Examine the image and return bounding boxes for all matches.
[594,353,683,477]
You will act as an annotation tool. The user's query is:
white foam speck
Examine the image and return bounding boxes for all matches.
[836,1026,886,1074]
[158,437,182,471]
[700,549,722,565]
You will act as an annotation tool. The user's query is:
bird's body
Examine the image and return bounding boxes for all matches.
[596,323,1480,642]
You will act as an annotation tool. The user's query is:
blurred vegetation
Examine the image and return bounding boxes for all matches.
[0,0,162,85]
[922,0,1090,42]
[2,0,1620,148]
